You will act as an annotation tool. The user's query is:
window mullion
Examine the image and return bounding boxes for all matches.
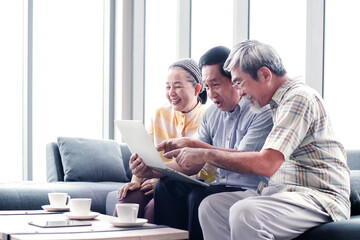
[233,0,249,44]
[177,0,191,59]
[103,0,115,139]
[306,0,325,96]
[22,0,33,181]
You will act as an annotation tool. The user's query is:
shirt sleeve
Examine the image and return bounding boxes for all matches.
[262,94,313,160]
[195,110,213,145]
[146,107,158,144]
[238,105,274,152]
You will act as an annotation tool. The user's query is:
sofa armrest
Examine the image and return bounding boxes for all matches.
[120,143,132,180]
[46,142,64,182]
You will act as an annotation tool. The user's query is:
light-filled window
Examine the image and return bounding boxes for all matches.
[249,0,306,79]
[32,0,104,181]
[0,0,23,181]
[324,1,360,149]
[144,0,177,126]
[1,0,359,182]
[191,0,233,62]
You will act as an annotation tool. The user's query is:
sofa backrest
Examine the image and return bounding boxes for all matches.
[347,150,360,215]
[46,139,360,183]
[347,150,360,170]
[46,141,132,182]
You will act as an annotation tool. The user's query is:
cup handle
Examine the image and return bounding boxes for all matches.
[66,195,71,205]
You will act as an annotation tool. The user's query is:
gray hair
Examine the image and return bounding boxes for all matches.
[224,40,287,80]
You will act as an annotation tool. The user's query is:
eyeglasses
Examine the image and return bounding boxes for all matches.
[232,79,247,90]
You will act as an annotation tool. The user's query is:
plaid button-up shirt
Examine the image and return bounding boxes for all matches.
[263,78,350,221]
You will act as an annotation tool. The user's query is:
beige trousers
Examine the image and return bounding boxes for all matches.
[198,187,331,240]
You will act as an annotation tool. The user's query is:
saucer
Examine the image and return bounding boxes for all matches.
[110,218,148,227]
[63,211,100,220]
[42,205,70,212]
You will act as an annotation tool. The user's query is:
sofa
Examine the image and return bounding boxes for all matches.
[108,148,360,239]
[0,137,132,215]
[1,137,360,239]
[295,149,360,239]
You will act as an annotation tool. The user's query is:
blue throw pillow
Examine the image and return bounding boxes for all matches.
[57,137,129,182]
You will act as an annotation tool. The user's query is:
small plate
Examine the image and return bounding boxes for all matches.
[63,211,100,220]
[42,205,70,212]
[110,218,148,227]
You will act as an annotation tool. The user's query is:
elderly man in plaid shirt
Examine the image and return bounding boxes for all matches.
[162,40,350,240]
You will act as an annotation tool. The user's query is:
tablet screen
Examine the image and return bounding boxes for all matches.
[28,220,92,228]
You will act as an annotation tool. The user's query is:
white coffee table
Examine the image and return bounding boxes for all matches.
[0,211,188,240]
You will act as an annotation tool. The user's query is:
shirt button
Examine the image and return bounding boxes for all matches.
[230,117,234,121]
[221,175,226,179]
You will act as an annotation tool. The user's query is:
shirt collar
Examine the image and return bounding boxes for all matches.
[174,101,202,120]
[223,97,244,116]
[269,78,302,109]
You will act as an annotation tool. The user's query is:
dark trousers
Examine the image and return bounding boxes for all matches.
[154,177,244,240]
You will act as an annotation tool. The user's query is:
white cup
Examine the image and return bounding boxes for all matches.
[116,203,139,223]
[69,198,92,216]
[48,193,70,207]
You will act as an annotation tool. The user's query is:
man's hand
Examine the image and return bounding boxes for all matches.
[129,153,155,179]
[157,137,193,155]
[163,147,206,171]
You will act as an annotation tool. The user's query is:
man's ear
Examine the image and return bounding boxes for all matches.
[195,83,201,95]
[257,66,272,83]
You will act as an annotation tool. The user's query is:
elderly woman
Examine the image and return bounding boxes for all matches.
[114,58,213,223]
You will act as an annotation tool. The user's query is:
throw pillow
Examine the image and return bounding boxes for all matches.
[57,137,129,182]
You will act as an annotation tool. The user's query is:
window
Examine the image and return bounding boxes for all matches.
[250,0,306,79]
[0,0,23,181]
[32,0,104,181]
[324,1,360,149]
[144,0,177,126]
[1,0,357,182]
[191,0,233,62]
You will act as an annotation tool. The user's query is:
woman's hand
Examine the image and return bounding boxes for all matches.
[140,178,158,195]
[130,153,155,178]
[117,181,141,199]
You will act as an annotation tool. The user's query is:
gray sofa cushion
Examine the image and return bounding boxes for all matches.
[0,181,126,214]
[58,137,129,182]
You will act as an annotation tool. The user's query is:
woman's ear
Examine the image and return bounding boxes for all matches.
[195,83,201,95]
